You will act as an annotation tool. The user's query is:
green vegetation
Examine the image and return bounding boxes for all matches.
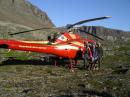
[0,44,129,96]
[102,54,130,68]
[0,53,129,97]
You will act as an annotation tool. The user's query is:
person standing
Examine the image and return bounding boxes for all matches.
[82,42,92,69]
[96,42,103,69]
[47,35,52,45]
[91,42,98,69]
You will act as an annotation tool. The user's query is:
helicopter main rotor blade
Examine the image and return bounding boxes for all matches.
[70,16,111,28]
[9,16,111,35]
[9,27,55,36]
[79,29,104,41]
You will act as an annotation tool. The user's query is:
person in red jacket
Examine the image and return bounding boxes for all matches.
[82,42,92,69]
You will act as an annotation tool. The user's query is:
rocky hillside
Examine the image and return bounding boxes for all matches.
[0,0,54,40]
[0,0,54,28]
[77,26,130,41]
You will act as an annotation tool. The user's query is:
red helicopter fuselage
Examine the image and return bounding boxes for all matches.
[0,32,95,59]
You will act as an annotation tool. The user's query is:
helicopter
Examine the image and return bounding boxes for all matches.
[0,16,111,71]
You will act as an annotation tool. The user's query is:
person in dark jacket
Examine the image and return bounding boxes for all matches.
[96,42,103,69]
[82,42,92,69]
[91,42,103,70]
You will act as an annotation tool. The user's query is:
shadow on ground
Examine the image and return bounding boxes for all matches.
[57,89,114,97]
[0,59,50,66]
[0,57,70,67]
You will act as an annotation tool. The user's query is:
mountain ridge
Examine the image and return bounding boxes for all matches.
[0,0,55,40]
[0,0,54,28]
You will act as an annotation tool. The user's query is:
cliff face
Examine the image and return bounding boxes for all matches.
[0,0,55,40]
[0,0,54,28]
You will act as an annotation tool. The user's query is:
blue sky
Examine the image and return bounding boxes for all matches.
[28,0,130,31]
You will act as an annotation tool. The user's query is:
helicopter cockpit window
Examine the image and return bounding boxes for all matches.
[58,35,68,41]
[61,36,64,39]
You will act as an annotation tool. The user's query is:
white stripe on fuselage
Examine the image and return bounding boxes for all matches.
[55,45,79,50]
